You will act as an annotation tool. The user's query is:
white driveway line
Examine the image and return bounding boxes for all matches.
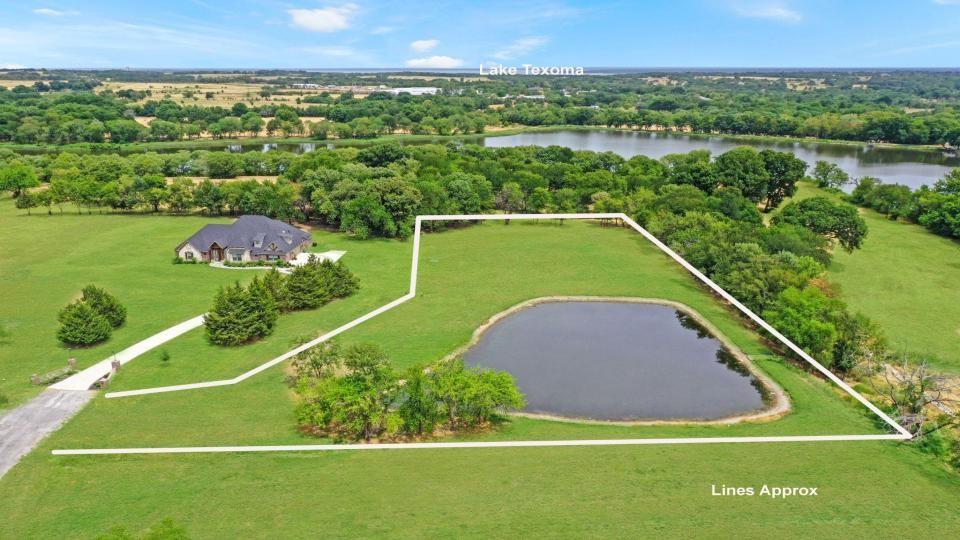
[66,212,910,456]
[105,294,415,398]
[50,315,206,391]
[52,434,909,456]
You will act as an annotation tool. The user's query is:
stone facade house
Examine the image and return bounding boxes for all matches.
[175,215,312,263]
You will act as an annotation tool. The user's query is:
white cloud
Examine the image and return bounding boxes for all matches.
[405,55,464,68]
[2,63,27,69]
[288,4,358,32]
[33,8,77,17]
[410,39,438,52]
[493,36,548,59]
[728,1,802,23]
[370,26,395,34]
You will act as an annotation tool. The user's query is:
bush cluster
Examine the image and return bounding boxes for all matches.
[294,341,524,442]
[204,258,357,346]
[56,285,126,346]
[851,169,960,239]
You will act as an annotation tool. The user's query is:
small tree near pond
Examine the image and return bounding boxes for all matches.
[294,341,524,442]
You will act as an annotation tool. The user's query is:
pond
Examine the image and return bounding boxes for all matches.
[482,130,960,191]
[462,300,771,422]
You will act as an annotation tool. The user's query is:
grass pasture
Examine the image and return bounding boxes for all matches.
[4,217,960,537]
[786,182,960,371]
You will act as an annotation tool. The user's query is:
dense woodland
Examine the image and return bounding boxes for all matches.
[3,70,960,146]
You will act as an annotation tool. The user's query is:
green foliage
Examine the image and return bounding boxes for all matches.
[714,147,770,202]
[57,300,113,346]
[286,258,358,310]
[763,286,843,363]
[812,160,850,189]
[203,279,277,346]
[295,347,524,441]
[774,196,868,251]
[81,284,127,327]
[0,162,39,197]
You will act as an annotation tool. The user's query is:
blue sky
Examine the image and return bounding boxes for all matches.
[2,1,960,69]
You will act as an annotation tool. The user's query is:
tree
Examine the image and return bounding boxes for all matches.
[240,111,264,136]
[760,150,806,211]
[397,365,442,436]
[714,147,770,202]
[204,280,276,346]
[868,355,959,439]
[204,152,243,179]
[81,285,126,327]
[0,163,39,198]
[812,161,850,189]
[15,190,39,214]
[286,258,358,310]
[57,301,112,346]
[762,286,843,362]
[773,196,868,251]
[494,182,526,216]
[261,268,292,312]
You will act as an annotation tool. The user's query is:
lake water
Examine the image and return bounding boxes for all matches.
[221,129,958,191]
[462,301,768,421]
[483,130,960,191]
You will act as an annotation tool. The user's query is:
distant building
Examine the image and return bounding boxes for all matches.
[384,87,439,96]
[175,215,312,263]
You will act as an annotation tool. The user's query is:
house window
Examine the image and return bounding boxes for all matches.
[267,242,277,251]
[231,253,243,262]
[185,251,194,260]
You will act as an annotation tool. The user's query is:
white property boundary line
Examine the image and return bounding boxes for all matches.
[60,213,908,456]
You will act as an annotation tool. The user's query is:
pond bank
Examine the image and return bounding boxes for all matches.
[453,296,791,426]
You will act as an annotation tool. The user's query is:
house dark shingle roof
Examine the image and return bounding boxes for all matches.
[179,215,311,256]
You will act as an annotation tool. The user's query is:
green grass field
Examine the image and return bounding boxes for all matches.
[787,182,960,371]
[2,213,959,537]
[0,198,247,407]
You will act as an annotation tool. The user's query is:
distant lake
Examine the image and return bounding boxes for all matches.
[462,301,768,422]
[483,130,960,191]
[218,130,958,191]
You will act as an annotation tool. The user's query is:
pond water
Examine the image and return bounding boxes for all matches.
[462,301,768,422]
[483,130,960,191]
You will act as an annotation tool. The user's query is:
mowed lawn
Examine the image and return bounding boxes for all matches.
[3,219,960,537]
[0,198,241,407]
[787,182,960,372]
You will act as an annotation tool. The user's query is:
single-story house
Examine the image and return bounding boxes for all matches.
[175,215,312,263]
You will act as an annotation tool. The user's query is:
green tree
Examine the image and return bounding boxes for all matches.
[714,147,770,202]
[0,163,39,198]
[812,161,850,189]
[763,286,843,363]
[204,280,276,346]
[760,150,807,211]
[81,285,127,327]
[773,196,868,251]
[57,301,112,346]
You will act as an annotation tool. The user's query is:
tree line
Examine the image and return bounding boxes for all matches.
[6,70,960,146]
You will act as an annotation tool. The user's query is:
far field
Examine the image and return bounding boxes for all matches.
[2,214,959,537]
[786,182,960,371]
